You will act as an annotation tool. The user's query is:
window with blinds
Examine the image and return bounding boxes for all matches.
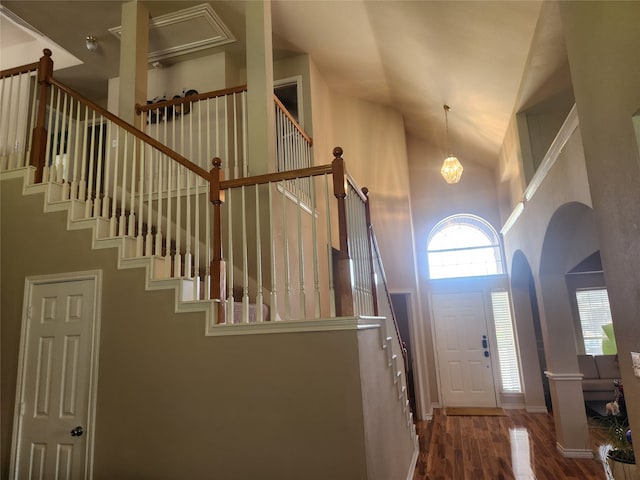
[491,290,522,393]
[576,288,613,355]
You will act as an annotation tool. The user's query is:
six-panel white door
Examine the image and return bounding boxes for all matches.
[432,292,497,407]
[15,278,96,478]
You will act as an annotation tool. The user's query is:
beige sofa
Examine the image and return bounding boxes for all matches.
[578,354,620,401]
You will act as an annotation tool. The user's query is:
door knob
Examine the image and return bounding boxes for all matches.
[70,426,84,437]
[482,335,488,349]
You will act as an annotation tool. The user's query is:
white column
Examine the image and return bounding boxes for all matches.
[245,0,276,175]
[118,1,149,128]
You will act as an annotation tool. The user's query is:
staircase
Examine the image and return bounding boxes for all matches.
[1,50,418,479]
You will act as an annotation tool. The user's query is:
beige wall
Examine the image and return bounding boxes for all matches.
[107,51,235,115]
[303,60,430,416]
[559,0,640,461]
[406,133,502,411]
[0,177,414,479]
[500,122,598,449]
[358,328,416,480]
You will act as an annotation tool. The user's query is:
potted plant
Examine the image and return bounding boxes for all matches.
[607,415,636,468]
[604,417,636,479]
[600,382,637,479]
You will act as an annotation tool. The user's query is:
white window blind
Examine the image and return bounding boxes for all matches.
[576,288,613,355]
[491,291,522,393]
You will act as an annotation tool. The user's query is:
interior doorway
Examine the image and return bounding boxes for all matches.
[432,292,498,407]
[11,272,101,478]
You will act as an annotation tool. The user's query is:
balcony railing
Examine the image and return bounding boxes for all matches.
[0,49,408,375]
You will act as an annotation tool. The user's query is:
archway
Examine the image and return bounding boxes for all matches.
[538,201,600,457]
[510,250,549,412]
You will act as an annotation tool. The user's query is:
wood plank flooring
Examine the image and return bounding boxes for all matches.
[413,408,608,480]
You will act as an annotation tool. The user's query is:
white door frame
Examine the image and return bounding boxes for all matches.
[10,270,102,479]
[430,289,502,408]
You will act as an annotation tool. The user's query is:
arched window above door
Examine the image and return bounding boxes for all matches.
[427,214,504,279]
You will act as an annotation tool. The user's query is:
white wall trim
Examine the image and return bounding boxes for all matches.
[544,370,583,381]
[10,270,103,480]
[524,104,579,202]
[556,442,594,459]
[525,406,549,414]
[206,315,383,336]
[405,440,420,480]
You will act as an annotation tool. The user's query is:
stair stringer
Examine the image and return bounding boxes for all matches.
[375,316,420,449]
[7,167,220,334]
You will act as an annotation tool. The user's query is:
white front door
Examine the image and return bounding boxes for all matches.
[432,292,497,407]
[13,277,98,478]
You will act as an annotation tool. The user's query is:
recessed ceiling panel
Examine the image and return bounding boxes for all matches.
[109,3,236,63]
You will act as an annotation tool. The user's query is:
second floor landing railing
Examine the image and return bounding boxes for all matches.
[0,51,408,378]
[135,84,313,185]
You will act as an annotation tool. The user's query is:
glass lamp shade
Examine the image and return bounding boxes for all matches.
[441,155,464,184]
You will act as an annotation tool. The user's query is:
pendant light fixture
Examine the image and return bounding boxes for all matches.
[440,104,464,184]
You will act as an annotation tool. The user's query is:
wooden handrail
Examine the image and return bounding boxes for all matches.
[48,76,209,180]
[362,188,379,317]
[369,225,409,376]
[135,85,248,114]
[220,164,332,190]
[274,95,313,146]
[0,62,39,79]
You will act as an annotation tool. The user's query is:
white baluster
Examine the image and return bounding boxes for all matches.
[155,148,164,257]
[226,191,235,322]
[297,187,306,320]
[43,89,55,182]
[118,132,128,237]
[59,93,70,196]
[0,76,8,170]
[241,185,249,323]
[93,118,105,215]
[173,160,182,277]
[145,143,154,256]
[70,101,81,201]
[233,93,239,179]
[127,137,137,236]
[324,174,336,317]
[241,91,248,177]
[268,182,278,320]
[136,139,144,256]
[84,110,97,217]
[204,181,211,300]
[310,178,320,318]
[109,127,120,237]
[26,73,39,168]
[78,106,89,200]
[101,121,112,217]
[255,184,264,322]
[165,154,173,274]
[185,169,193,279]
[282,182,291,320]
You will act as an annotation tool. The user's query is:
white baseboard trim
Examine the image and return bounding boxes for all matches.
[556,442,594,459]
[405,437,420,480]
[525,406,549,414]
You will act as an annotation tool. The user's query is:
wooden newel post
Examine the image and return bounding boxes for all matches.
[362,187,379,316]
[209,158,227,324]
[332,147,354,317]
[30,49,53,184]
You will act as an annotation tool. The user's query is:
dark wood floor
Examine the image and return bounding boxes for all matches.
[413,408,608,480]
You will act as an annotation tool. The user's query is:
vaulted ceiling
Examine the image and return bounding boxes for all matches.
[0,1,571,172]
